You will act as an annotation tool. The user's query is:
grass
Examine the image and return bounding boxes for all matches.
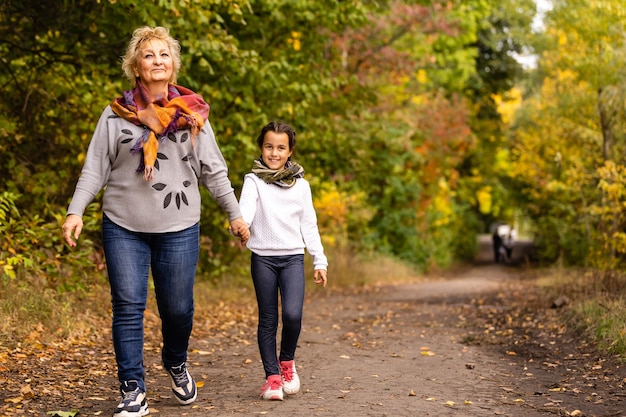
[536,267,626,357]
[0,278,112,346]
[0,247,421,347]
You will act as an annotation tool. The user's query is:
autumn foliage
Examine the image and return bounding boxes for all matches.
[3,0,625,290]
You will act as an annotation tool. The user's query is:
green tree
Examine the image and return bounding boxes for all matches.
[508,0,626,266]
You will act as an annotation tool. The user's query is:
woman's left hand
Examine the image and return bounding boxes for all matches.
[313,269,327,287]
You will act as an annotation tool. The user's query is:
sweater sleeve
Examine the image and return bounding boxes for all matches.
[196,121,242,221]
[67,107,113,217]
[300,181,328,270]
[238,174,258,227]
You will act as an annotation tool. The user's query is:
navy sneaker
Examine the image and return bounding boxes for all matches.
[167,363,197,405]
[113,380,149,417]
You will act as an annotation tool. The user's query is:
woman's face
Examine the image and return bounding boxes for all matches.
[134,39,173,86]
[261,131,293,170]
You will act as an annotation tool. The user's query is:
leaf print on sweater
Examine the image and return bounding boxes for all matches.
[152,181,191,210]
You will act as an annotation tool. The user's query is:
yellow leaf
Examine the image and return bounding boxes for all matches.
[5,396,23,404]
[408,390,416,396]
[416,69,428,84]
[445,401,455,407]
[46,411,79,417]
[196,381,205,388]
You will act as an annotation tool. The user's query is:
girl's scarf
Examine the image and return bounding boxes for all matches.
[110,80,210,181]
[251,158,304,188]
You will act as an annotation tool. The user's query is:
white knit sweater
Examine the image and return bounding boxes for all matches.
[239,173,328,271]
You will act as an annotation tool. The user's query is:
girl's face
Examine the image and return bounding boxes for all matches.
[134,39,174,86]
[261,131,293,170]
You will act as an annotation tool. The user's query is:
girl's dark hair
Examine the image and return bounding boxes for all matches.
[256,121,297,150]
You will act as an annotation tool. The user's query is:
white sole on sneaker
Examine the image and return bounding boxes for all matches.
[262,391,284,401]
[113,405,149,417]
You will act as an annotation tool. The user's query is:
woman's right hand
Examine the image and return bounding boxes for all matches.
[62,214,83,247]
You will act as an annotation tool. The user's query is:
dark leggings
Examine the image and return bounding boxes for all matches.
[251,253,305,377]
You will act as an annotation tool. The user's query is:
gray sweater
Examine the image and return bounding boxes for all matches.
[67,105,241,233]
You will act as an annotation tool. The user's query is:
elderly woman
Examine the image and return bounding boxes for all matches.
[62,26,248,417]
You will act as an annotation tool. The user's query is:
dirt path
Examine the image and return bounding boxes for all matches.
[5,262,626,417]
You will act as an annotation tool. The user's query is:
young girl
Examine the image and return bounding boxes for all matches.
[239,121,328,401]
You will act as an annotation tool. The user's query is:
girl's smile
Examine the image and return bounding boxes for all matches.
[261,131,293,170]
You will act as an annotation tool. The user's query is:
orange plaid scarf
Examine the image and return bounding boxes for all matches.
[111,80,210,181]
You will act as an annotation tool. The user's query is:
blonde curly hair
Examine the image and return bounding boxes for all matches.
[121,26,182,86]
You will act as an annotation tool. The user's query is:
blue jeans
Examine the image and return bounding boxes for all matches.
[251,253,305,378]
[102,215,199,390]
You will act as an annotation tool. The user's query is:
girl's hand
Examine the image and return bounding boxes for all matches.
[229,217,250,246]
[62,214,83,247]
[313,269,327,287]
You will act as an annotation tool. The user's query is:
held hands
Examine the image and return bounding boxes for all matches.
[62,214,83,247]
[313,269,327,287]
[229,217,250,246]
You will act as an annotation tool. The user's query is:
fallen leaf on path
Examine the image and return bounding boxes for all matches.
[21,384,34,399]
[46,410,79,417]
[421,351,435,356]
[339,355,350,359]
[445,400,455,407]
[408,390,416,396]
[5,397,23,404]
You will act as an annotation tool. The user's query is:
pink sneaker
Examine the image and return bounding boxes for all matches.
[280,360,300,395]
[260,374,283,401]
